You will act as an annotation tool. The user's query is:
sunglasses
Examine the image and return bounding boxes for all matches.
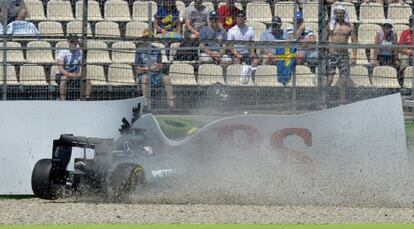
[271,23,282,27]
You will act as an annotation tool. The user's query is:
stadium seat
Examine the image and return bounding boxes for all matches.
[75,0,103,21]
[107,64,135,86]
[111,41,136,64]
[198,64,224,85]
[281,23,293,30]
[295,65,317,87]
[87,65,108,85]
[95,21,121,38]
[25,0,47,21]
[104,0,131,22]
[358,24,380,44]
[189,1,214,11]
[350,65,371,87]
[246,2,272,23]
[38,21,64,37]
[151,42,169,63]
[372,66,400,88]
[226,64,255,86]
[55,40,69,57]
[359,3,385,24]
[302,3,318,23]
[26,41,55,64]
[247,22,266,41]
[47,0,75,21]
[404,66,414,88]
[0,42,25,63]
[387,3,412,24]
[86,40,112,64]
[218,2,242,10]
[169,63,197,85]
[356,48,369,65]
[274,2,295,23]
[0,65,18,85]
[132,1,157,21]
[332,2,358,24]
[49,65,59,86]
[169,42,198,64]
[125,21,149,38]
[19,65,48,86]
[255,65,282,87]
[66,21,93,37]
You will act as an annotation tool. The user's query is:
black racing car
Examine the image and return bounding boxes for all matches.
[31,104,179,201]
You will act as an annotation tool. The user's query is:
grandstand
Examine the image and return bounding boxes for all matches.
[0,0,413,115]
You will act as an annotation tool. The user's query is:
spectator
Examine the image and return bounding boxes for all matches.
[260,16,285,65]
[183,0,209,38]
[227,11,259,83]
[135,29,175,111]
[399,15,414,85]
[371,19,399,68]
[6,11,38,35]
[154,0,182,39]
[0,0,27,24]
[199,11,231,66]
[326,4,357,104]
[285,11,318,72]
[55,34,91,101]
[217,0,241,31]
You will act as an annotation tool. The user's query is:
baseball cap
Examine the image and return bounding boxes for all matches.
[271,16,282,25]
[382,19,393,27]
[209,10,219,20]
[67,34,78,42]
[236,11,246,18]
[295,11,303,19]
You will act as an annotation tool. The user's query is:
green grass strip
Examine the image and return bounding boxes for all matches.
[1,225,414,229]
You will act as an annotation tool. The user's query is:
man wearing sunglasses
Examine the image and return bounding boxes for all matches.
[260,16,285,65]
[199,10,231,65]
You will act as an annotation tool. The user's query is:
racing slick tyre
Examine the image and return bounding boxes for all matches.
[31,159,62,200]
[110,163,145,201]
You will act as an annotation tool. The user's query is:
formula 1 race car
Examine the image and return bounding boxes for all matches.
[31,104,177,201]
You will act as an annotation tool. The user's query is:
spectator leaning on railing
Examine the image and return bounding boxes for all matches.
[134,29,175,111]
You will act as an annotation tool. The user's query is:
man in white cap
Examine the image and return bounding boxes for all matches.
[326,4,357,104]
[371,19,398,68]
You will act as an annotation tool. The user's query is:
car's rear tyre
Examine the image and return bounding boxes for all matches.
[110,163,145,201]
[31,159,62,200]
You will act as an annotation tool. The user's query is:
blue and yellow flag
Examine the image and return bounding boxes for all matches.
[275,47,297,85]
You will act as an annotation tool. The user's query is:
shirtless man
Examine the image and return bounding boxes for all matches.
[326,5,357,104]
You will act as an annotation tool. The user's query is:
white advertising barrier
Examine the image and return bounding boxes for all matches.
[0,98,142,194]
[133,93,412,206]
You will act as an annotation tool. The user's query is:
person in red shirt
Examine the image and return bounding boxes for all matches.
[398,15,414,86]
[217,0,241,31]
